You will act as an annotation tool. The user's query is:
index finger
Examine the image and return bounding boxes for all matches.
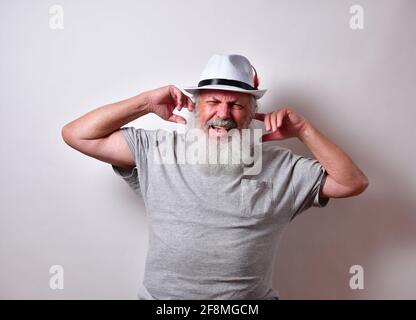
[174,87,195,112]
[185,95,195,111]
[171,86,185,110]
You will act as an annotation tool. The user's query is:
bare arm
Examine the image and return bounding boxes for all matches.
[298,123,369,198]
[62,93,150,168]
[62,85,195,168]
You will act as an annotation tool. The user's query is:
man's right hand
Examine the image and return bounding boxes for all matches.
[62,85,196,169]
[144,85,195,124]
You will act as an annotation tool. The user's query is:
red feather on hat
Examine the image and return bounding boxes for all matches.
[251,64,259,89]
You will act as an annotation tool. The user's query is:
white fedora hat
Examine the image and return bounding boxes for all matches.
[183,54,267,99]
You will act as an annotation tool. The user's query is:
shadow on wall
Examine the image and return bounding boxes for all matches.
[273,194,416,299]
[269,88,416,300]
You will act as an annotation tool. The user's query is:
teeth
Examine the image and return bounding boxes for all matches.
[208,125,231,131]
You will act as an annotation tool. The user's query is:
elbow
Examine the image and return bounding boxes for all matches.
[61,124,78,147]
[61,124,71,145]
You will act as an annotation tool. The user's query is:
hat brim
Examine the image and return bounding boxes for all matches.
[183,85,267,99]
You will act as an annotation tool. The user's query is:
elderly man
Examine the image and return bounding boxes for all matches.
[62,54,368,300]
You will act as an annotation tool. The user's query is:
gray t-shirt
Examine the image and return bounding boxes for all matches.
[112,127,329,300]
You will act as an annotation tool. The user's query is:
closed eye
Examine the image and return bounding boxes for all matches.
[231,103,244,110]
[205,100,245,110]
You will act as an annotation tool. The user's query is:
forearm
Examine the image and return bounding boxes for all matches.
[63,92,150,140]
[298,122,368,188]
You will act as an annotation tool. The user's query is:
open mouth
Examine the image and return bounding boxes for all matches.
[209,125,232,131]
[208,125,232,137]
[205,119,237,137]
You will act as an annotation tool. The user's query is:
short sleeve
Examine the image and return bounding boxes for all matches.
[289,152,329,220]
[111,127,152,196]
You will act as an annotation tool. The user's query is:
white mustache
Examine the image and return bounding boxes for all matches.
[205,118,237,129]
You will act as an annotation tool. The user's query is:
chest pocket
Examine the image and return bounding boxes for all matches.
[240,179,274,219]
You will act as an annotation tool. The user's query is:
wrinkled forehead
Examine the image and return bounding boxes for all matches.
[198,89,253,103]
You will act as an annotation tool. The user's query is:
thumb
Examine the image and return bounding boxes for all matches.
[167,114,187,124]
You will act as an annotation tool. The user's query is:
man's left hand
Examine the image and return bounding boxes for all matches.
[255,108,309,142]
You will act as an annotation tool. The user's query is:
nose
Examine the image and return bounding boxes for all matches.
[215,103,231,119]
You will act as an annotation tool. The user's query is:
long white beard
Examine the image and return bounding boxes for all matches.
[183,113,258,177]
